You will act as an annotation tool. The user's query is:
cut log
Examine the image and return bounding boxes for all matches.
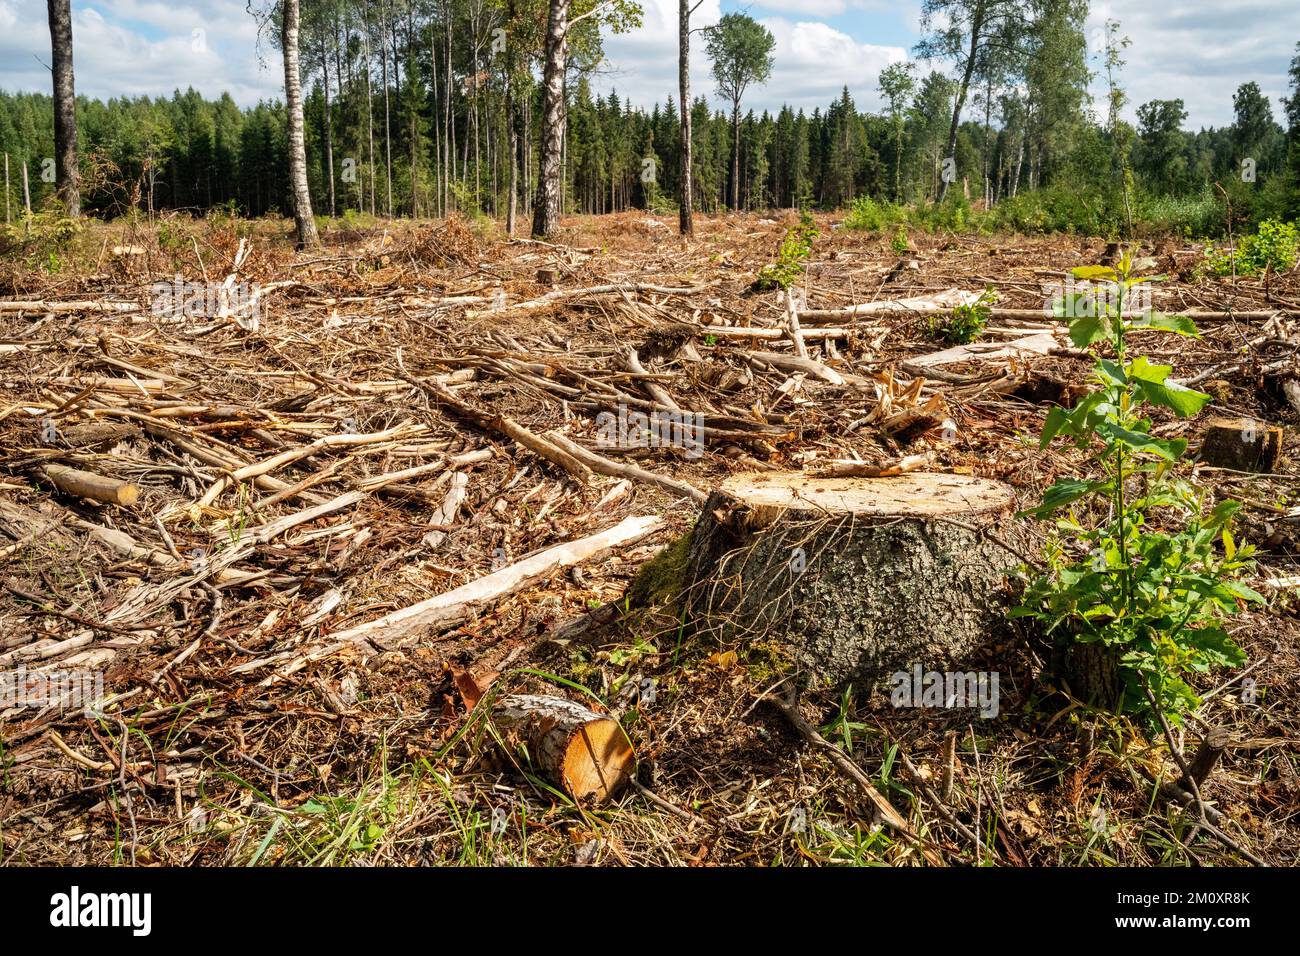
[40,465,139,506]
[491,694,635,803]
[1197,418,1283,472]
[684,472,1022,686]
[56,422,142,449]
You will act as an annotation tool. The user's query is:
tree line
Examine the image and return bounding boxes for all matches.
[9,0,1300,243]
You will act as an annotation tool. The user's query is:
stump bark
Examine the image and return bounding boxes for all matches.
[684,472,1022,687]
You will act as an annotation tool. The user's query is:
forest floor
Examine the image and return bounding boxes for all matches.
[0,209,1297,866]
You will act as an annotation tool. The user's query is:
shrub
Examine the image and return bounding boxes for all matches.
[0,209,81,271]
[843,196,906,232]
[1012,252,1261,725]
[1136,189,1223,238]
[930,287,996,344]
[1204,219,1299,276]
[755,211,819,290]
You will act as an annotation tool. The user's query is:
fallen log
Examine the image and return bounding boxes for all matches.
[797,289,980,322]
[40,464,139,506]
[745,350,845,385]
[0,299,142,314]
[909,332,1059,368]
[491,694,635,803]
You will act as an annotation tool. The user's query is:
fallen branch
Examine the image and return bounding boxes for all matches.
[397,358,592,483]
[545,430,708,503]
[764,683,948,866]
[246,514,665,670]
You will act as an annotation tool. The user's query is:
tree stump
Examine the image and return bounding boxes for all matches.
[684,472,1023,687]
[1198,418,1283,472]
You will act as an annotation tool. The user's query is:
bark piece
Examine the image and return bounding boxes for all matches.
[685,472,1021,686]
[1197,418,1283,472]
[492,693,635,803]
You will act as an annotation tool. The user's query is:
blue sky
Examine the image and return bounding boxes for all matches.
[0,0,1297,130]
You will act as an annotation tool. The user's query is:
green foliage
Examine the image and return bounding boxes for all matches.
[0,210,81,271]
[755,211,818,290]
[890,224,910,255]
[1013,252,1262,726]
[1134,189,1223,238]
[931,287,996,344]
[705,13,776,111]
[843,196,907,231]
[1204,219,1299,276]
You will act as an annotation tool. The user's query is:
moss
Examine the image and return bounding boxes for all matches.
[743,640,796,684]
[626,531,693,610]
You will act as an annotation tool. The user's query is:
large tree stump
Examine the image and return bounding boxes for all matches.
[684,472,1022,687]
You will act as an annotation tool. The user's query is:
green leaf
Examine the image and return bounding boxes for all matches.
[1126,357,1212,416]
[1020,478,1099,518]
[1071,265,1117,280]
[1097,359,1128,387]
[1180,626,1247,668]
[1040,406,1071,447]
[1129,311,1201,337]
[1068,313,1111,348]
[1204,499,1243,529]
[1097,422,1187,460]
[1220,580,1265,604]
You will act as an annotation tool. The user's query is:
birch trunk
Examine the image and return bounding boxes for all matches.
[531,0,569,237]
[282,0,320,249]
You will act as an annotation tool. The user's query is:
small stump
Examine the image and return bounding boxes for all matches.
[1198,417,1283,472]
[684,472,1022,687]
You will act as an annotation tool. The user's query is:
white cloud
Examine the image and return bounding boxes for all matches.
[0,0,1295,130]
[0,0,282,107]
[595,2,907,116]
[1084,0,1300,127]
[760,17,906,113]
